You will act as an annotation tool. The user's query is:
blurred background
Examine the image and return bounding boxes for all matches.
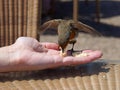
[0,1,119,89]
[0,0,119,60]
[41,0,120,60]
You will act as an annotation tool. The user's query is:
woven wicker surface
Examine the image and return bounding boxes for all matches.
[0,62,119,90]
[0,0,41,47]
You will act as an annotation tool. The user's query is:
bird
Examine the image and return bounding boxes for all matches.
[40,19,101,55]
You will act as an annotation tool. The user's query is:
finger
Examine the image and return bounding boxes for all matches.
[82,49,93,53]
[33,43,48,52]
[41,42,59,50]
[63,50,102,65]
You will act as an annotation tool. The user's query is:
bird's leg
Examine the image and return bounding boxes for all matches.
[71,42,75,52]
[59,47,67,56]
[59,47,63,56]
[62,48,64,53]
[69,39,76,53]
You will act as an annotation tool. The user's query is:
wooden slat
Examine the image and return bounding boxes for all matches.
[0,0,1,47]
[31,0,39,38]
[18,0,23,37]
[96,0,100,22]
[9,0,14,45]
[4,0,9,45]
[0,0,5,46]
[23,0,28,36]
[27,0,41,38]
[27,0,33,37]
[73,0,78,22]
[0,0,41,46]
[37,0,42,40]
[13,0,18,41]
[114,65,120,90]
[0,64,119,90]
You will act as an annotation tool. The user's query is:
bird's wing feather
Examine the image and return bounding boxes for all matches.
[39,19,62,33]
[72,21,102,36]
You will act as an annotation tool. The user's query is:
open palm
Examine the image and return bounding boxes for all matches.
[10,37,102,71]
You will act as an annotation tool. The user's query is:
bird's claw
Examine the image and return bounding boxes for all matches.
[60,50,67,57]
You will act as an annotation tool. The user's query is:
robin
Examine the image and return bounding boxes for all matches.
[40,19,101,55]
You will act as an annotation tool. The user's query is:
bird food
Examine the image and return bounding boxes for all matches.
[60,50,89,57]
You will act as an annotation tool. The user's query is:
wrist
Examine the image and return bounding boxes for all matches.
[0,44,17,66]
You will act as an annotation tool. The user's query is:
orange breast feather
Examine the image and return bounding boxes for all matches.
[69,30,76,40]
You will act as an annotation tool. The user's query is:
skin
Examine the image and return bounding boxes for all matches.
[0,37,102,72]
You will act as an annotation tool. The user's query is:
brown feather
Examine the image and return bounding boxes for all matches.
[72,21,102,36]
[39,19,62,33]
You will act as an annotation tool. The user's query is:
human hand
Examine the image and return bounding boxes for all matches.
[1,37,102,72]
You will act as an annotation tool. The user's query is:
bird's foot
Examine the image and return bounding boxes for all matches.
[59,48,87,57]
[67,48,75,56]
[60,50,67,57]
[67,49,83,56]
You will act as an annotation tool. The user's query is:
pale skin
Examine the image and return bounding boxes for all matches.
[0,37,102,72]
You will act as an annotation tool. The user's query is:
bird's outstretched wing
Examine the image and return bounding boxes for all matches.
[39,19,62,33]
[72,21,102,36]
